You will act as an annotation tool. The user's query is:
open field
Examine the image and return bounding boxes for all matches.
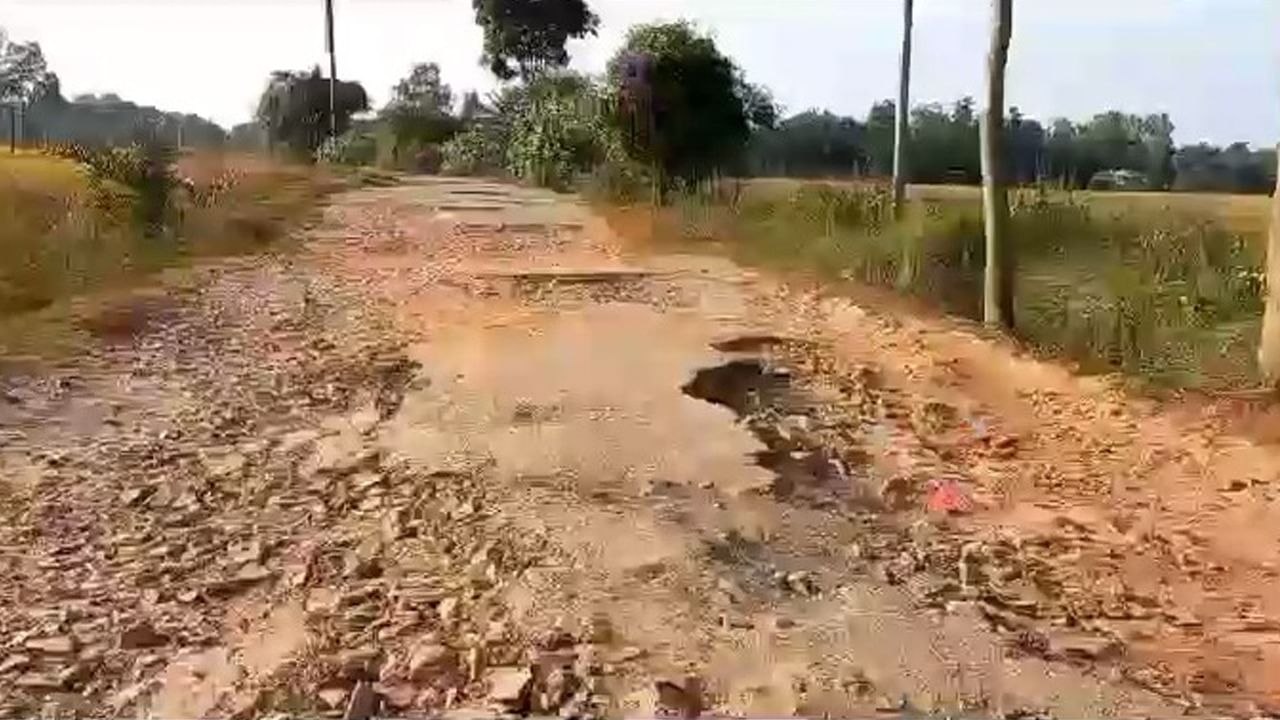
[741,178,1273,237]
[0,150,344,359]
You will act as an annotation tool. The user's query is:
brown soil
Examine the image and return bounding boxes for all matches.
[1,177,1278,718]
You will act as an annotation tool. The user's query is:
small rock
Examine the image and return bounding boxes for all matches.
[15,672,62,691]
[337,646,383,680]
[408,642,455,681]
[119,486,155,507]
[234,562,274,584]
[344,681,380,720]
[437,596,460,625]
[119,620,169,650]
[1049,630,1122,662]
[25,635,77,655]
[486,666,532,709]
[0,654,31,674]
[377,681,418,710]
[318,685,350,710]
[466,646,484,682]
[878,475,914,510]
[655,676,703,719]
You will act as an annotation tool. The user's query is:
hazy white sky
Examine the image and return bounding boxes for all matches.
[0,0,1275,146]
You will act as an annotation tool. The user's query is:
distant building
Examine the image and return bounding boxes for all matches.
[1087,168,1151,191]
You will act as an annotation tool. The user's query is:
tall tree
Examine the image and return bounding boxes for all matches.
[472,0,599,80]
[1259,145,1280,385]
[0,33,56,152]
[256,68,368,159]
[892,0,914,217]
[608,21,755,192]
[980,0,1014,328]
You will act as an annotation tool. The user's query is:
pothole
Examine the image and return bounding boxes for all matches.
[680,349,878,507]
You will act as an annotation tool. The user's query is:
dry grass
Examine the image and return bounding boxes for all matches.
[0,149,343,359]
[605,179,1273,392]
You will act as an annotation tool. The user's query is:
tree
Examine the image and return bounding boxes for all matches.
[892,0,914,216]
[382,63,461,167]
[472,0,599,80]
[747,110,865,177]
[608,21,755,192]
[256,68,368,160]
[0,33,57,151]
[1259,145,1280,385]
[981,0,1014,328]
[864,100,897,176]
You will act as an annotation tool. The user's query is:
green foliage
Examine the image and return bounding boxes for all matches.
[316,127,379,166]
[752,101,1270,195]
[472,0,599,80]
[442,74,619,190]
[255,67,370,161]
[748,111,867,177]
[47,136,179,236]
[505,75,618,189]
[380,63,461,170]
[441,125,506,176]
[608,21,753,189]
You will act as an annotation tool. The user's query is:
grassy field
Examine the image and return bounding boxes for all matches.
[605,178,1273,392]
[0,149,343,358]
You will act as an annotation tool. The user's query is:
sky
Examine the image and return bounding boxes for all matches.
[0,0,1275,147]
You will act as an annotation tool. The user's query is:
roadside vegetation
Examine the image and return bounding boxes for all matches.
[2,0,1277,392]
[293,0,1271,394]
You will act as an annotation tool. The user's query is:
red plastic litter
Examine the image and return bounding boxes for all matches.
[925,478,972,514]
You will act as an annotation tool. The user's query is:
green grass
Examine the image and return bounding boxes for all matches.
[603,179,1270,392]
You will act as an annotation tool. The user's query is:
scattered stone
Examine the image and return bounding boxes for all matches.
[119,620,169,650]
[486,667,532,709]
[344,681,380,720]
[437,596,460,625]
[25,635,77,655]
[878,475,914,510]
[318,685,350,710]
[408,642,455,680]
[0,654,31,674]
[655,676,703,719]
[466,646,484,682]
[15,672,62,691]
[119,486,155,507]
[377,681,418,710]
[337,646,383,680]
[1049,630,1122,662]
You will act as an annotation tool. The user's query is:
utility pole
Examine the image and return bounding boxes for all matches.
[324,0,337,139]
[892,0,913,218]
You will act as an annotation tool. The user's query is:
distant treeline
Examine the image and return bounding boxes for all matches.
[747,100,1277,194]
[9,92,227,149]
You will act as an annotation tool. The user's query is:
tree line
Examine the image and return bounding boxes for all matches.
[749,103,1276,194]
[0,29,226,150]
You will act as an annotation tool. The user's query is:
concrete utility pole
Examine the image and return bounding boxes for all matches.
[892,0,914,218]
[325,0,337,139]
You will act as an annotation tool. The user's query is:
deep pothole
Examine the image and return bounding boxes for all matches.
[680,342,880,508]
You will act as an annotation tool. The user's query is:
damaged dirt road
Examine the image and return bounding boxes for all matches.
[3,176,1280,718]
